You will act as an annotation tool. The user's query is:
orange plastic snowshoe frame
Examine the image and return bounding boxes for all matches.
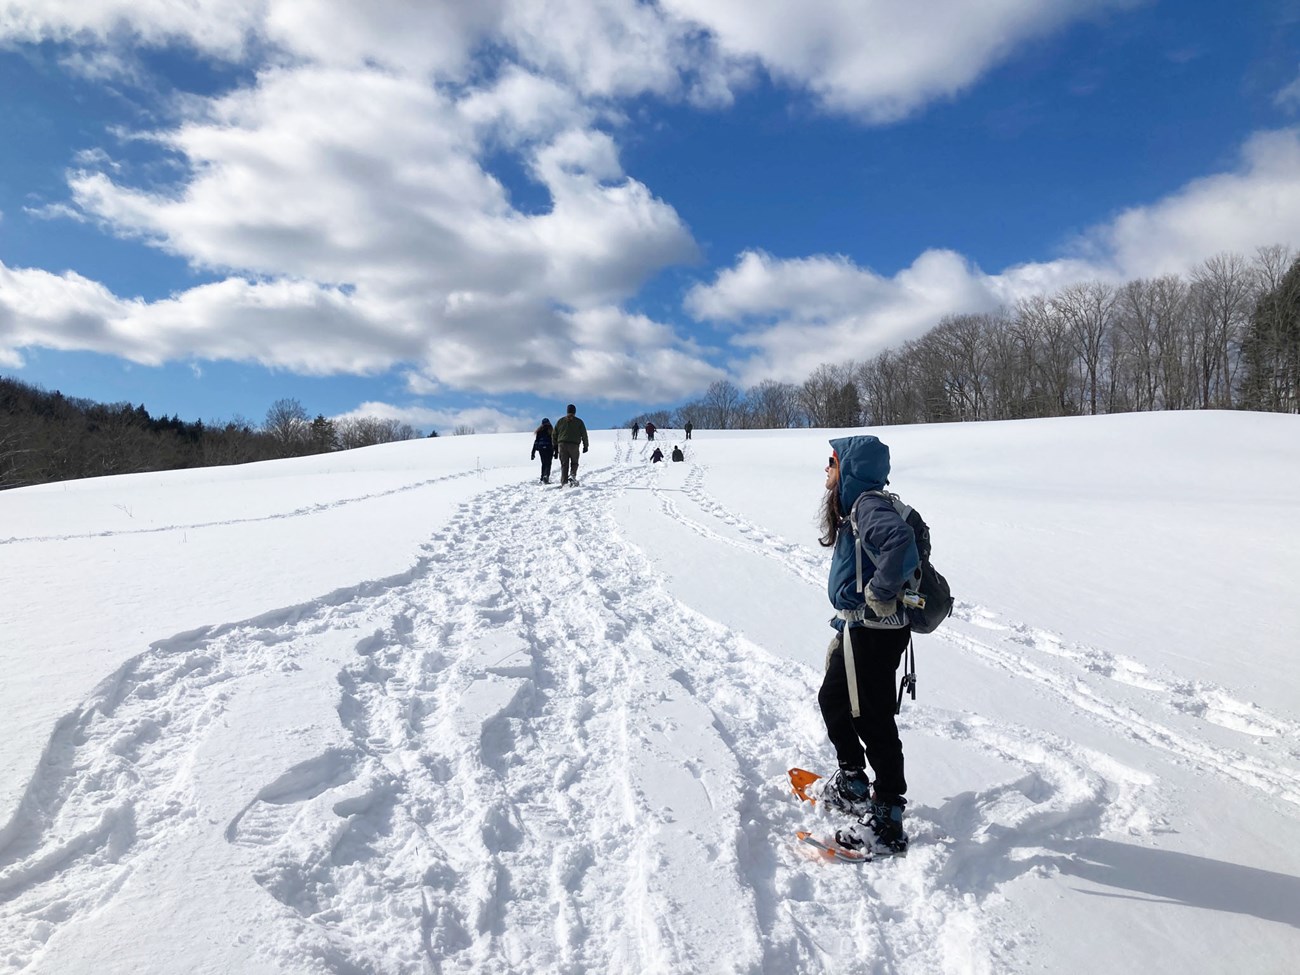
[788,767,821,804]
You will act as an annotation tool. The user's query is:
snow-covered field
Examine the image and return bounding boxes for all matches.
[2,411,1299,975]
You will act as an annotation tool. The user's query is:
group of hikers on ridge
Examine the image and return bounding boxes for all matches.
[631,419,692,441]
[533,410,693,484]
[530,404,588,486]
[633,418,690,465]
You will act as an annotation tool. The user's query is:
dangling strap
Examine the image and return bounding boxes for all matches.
[895,633,917,715]
[847,495,865,594]
[844,628,863,719]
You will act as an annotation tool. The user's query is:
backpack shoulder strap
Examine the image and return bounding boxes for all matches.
[866,488,911,521]
[847,490,896,593]
[850,490,925,594]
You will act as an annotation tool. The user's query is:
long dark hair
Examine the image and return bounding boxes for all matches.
[534,419,552,437]
[819,486,843,548]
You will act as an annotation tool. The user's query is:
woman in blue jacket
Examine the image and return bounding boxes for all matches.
[817,435,917,855]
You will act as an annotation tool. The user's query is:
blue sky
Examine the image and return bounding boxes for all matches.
[2,1,1299,434]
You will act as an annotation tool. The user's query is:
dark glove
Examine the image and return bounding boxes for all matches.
[530,452,535,460]
[582,445,588,453]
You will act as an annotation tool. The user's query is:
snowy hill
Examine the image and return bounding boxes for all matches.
[2,412,1299,974]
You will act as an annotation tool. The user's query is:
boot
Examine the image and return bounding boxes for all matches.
[822,767,871,816]
[835,799,909,856]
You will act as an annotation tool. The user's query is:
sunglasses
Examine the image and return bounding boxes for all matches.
[827,455,838,468]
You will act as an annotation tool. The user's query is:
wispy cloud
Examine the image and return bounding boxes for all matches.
[331,401,534,436]
[1276,65,1300,110]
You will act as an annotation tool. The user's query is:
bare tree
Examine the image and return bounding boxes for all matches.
[336,416,419,448]
[702,380,744,430]
[1191,253,1253,408]
[981,314,1036,419]
[800,363,860,426]
[1014,294,1078,416]
[1115,280,1158,411]
[927,314,996,420]
[1146,275,1193,410]
[857,349,920,425]
[746,379,804,428]
[1254,244,1295,294]
[1052,281,1116,416]
[264,398,310,456]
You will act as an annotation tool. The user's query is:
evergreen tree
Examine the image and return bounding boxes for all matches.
[1240,255,1300,413]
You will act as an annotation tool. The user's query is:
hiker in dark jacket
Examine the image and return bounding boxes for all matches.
[671,445,684,462]
[631,421,640,440]
[684,421,693,440]
[816,435,918,857]
[530,418,555,483]
[650,447,664,463]
[644,421,656,441]
[553,404,589,486]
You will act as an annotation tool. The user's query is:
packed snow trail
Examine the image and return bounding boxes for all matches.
[4,442,1293,973]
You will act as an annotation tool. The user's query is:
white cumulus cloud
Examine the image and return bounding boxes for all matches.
[661,0,1140,121]
[688,127,1300,384]
[6,62,701,401]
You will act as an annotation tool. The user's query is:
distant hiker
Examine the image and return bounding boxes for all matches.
[684,421,693,440]
[531,418,555,484]
[650,447,664,463]
[644,421,656,442]
[816,436,917,857]
[554,404,589,486]
[671,445,684,462]
[631,421,640,440]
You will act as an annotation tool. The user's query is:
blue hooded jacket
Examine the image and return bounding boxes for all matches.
[827,435,919,629]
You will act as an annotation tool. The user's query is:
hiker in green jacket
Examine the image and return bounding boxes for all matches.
[553,403,589,486]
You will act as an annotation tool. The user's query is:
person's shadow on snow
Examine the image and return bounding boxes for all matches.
[928,788,1300,929]
[1045,837,1300,928]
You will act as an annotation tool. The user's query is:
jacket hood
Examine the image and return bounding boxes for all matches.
[830,435,891,509]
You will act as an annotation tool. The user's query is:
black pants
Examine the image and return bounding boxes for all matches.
[536,449,553,480]
[818,625,910,804]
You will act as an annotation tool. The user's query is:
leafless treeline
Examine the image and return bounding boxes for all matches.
[262,398,422,454]
[1,388,426,490]
[631,246,1300,430]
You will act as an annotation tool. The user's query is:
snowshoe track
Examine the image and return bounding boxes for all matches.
[4,448,1291,973]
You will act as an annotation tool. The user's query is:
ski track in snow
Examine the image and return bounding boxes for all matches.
[0,469,484,546]
[2,441,1297,973]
